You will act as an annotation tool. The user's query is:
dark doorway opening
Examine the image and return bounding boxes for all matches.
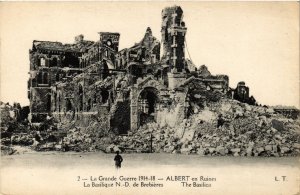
[138,87,159,126]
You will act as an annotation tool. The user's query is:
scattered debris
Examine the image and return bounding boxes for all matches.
[105,99,300,157]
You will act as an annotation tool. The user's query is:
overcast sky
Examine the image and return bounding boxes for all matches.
[0,2,299,108]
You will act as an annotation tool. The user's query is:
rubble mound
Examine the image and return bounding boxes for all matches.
[111,99,300,156]
[5,98,298,157]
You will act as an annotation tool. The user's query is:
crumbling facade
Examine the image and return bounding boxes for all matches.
[28,6,255,134]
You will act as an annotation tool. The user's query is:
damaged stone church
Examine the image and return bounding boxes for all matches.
[28,6,256,134]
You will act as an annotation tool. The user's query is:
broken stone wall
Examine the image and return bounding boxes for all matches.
[110,100,130,134]
[0,103,16,128]
[111,98,300,156]
[53,104,110,134]
[156,91,186,128]
[30,88,51,114]
[167,72,187,90]
[157,103,184,128]
[116,27,160,67]
[50,68,115,133]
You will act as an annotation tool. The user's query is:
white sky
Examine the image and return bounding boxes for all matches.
[0,2,299,108]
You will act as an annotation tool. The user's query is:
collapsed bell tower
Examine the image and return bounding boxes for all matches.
[161,6,187,72]
[161,6,188,90]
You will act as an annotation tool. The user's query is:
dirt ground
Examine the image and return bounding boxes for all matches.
[1,151,300,195]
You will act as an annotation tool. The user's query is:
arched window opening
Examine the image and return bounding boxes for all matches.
[47,94,51,111]
[40,58,46,66]
[54,93,57,111]
[101,60,109,80]
[78,84,83,111]
[66,99,72,111]
[156,69,162,79]
[101,90,109,104]
[43,73,48,84]
[37,73,43,84]
[116,60,119,69]
[151,55,156,63]
[93,93,97,104]
[58,94,61,112]
[110,91,114,103]
[87,99,92,111]
[120,58,123,68]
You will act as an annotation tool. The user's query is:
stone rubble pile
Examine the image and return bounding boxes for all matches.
[10,134,34,145]
[1,145,17,155]
[60,128,94,152]
[1,133,35,155]
[3,98,298,157]
[109,99,300,156]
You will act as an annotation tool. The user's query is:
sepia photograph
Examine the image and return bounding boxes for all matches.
[0,2,299,195]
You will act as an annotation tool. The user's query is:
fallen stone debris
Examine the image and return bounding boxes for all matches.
[107,99,300,157]
[1,98,299,156]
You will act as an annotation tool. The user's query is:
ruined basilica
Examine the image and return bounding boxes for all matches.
[28,6,255,134]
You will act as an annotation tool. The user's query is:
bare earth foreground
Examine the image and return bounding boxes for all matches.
[1,150,300,195]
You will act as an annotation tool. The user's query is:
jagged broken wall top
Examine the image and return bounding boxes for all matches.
[116,27,160,68]
[161,6,187,72]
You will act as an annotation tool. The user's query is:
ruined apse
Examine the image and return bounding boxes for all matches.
[27,5,254,134]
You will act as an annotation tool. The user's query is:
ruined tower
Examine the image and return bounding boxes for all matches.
[234,81,250,103]
[161,6,187,72]
[161,6,188,90]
